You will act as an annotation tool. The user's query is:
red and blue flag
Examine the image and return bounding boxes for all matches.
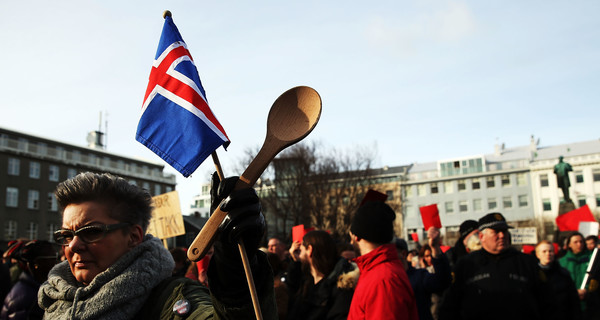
[136,15,229,177]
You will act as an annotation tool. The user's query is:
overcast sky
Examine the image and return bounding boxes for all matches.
[1,1,598,211]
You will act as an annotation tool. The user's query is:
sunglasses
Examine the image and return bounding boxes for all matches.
[53,223,131,246]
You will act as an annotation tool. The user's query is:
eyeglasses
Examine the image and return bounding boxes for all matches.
[53,223,131,246]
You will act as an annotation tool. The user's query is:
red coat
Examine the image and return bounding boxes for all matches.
[348,244,418,320]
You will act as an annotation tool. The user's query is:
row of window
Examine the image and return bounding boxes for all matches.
[539,170,600,187]
[8,158,65,181]
[1,134,163,177]
[5,183,172,209]
[407,194,529,216]
[542,195,600,211]
[406,173,528,197]
[4,220,58,241]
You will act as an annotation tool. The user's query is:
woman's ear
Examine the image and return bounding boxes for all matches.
[129,225,144,247]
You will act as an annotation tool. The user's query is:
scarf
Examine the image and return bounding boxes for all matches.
[39,235,174,320]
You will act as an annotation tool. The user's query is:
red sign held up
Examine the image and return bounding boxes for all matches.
[555,205,596,232]
[419,204,442,230]
[292,224,315,243]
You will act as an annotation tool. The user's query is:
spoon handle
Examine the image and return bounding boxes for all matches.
[187,137,282,261]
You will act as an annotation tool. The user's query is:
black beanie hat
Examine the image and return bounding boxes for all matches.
[351,201,396,244]
[459,220,479,239]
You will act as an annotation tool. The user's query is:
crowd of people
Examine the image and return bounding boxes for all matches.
[1,171,599,319]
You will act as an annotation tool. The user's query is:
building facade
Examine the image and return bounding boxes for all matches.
[0,127,176,245]
[401,137,600,245]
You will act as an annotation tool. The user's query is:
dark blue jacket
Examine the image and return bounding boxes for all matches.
[406,254,451,320]
[1,272,43,320]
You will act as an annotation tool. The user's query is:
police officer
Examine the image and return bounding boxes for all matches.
[439,212,555,320]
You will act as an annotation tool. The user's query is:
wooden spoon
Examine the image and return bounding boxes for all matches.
[187,86,322,261]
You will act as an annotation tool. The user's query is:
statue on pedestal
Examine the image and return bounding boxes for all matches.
[553,156,573,203]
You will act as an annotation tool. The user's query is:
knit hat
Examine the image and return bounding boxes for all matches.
[478,212,513,232]
[351,201,396,244]
[459,220,479,238]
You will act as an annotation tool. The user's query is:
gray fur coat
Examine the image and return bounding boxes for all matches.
[38,235,174,320]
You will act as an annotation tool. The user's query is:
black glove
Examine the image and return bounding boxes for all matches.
[209,172,265,261]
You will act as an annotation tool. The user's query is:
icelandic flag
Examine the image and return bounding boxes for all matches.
[136,15,229,177]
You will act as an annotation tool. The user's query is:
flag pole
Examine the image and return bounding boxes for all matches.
[211,150,263,320]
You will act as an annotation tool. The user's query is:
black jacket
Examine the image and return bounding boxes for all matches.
[439,248,556,320]
[286,258,357,320]
[407,254,451,320]
[539,261,582,320]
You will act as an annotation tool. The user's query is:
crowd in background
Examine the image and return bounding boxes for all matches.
[1,173,600,319]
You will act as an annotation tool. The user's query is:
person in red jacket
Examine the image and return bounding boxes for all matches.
[347,201,419,320]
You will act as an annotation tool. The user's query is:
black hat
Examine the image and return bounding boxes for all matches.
[351,201,396,244]
[459,220,479,238]
[478,213,513,232]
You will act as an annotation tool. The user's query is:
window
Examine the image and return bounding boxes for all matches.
[143,182,150,191]
[49,165,59,182]
[488,198,497,210]
[38,142,47,155]
[67,168,77,178]
[472,179,480,190]
[17,138,27,151]
[578,196,586,207]
[26,222,38,240]
[540,174,549,187]
[575,171,584,183]
[4,221,17,240]
[48,193,58,211]
[444,181,453,193]
[72,150,81,161]
[29,162,40,179]
[518,195,528,207]
[417,184,426,196]
[405,205,414,217]
[6,187,18,207]
[458,180,466,191]
[594,169,600,182]
[27,190,39,209]
[166,186,173,193]
[129,180,137,186]
[386,190,394,200]
[445,202,454,214]
[47,223,58,242]
[503,196,512,209]
[516,173,527,186]
[8,158,20,176]
[154,185,161,196]
[501,175,511,187]
[596,195,600,207]
[543,199,552,211]
[473,199,482,211]
[486,177,495,188]
[459,200,468,212]
[430,183,439,194]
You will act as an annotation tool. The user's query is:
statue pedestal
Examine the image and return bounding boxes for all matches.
[558,202,576,215]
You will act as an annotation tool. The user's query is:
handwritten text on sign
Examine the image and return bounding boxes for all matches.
[508,227,538,245]
[147,191,186,239]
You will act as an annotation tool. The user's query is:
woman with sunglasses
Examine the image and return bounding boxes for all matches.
[39,172,276,320]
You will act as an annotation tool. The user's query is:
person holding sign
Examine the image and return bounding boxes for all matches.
[39,172,276,320]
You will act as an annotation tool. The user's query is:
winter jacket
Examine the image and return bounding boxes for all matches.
[539,261,582,320]
[347,244,418,320]
[1,271,43,320]
[287,258,358,320]
[559,249,592,289]
[439,247,556,320]
[38,235,277,320]
[406,254,451,320]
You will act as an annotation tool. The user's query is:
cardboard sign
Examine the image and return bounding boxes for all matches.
[508,227,538,245]
[147,191,186,239]
[579,221,599,237]
[419,204,442,230]
[292,225,315,243]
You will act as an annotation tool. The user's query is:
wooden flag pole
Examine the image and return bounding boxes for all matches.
[210,151,263,320]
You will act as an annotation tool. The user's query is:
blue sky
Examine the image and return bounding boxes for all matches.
[1,1,598,211]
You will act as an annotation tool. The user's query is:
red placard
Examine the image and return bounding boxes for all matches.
[292,225,315,243]
[419,204,442,230]
[555,205,596,231]
[410,232,419,242]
